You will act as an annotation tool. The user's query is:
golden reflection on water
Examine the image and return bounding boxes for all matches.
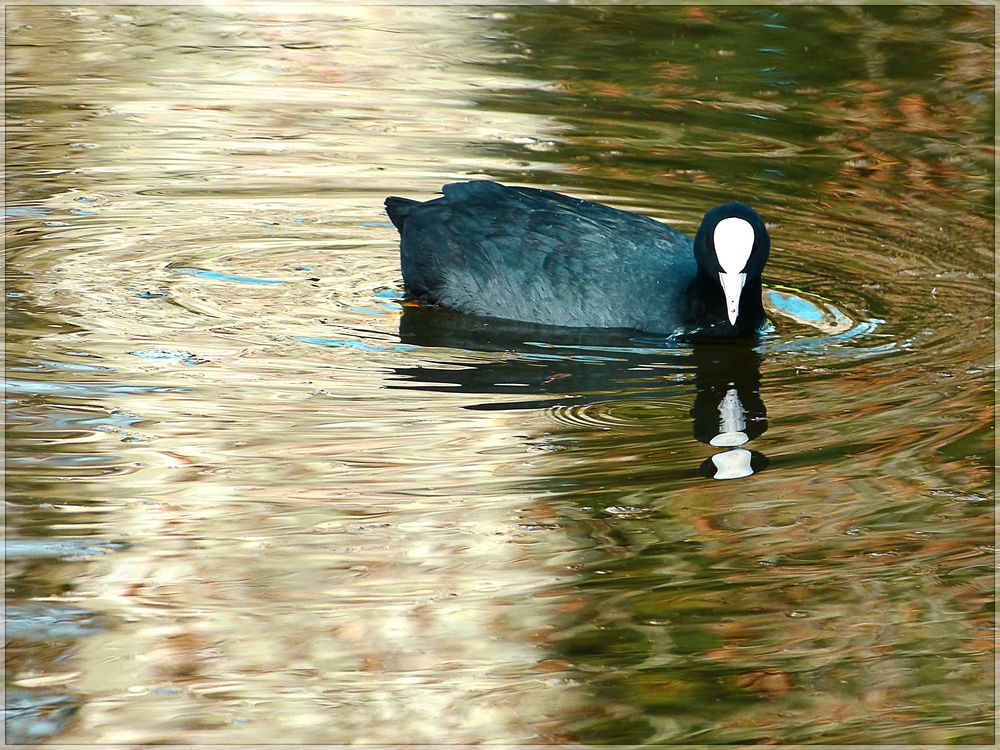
[9,5,585,743]
[6,3,994,745]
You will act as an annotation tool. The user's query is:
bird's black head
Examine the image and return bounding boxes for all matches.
[693,202,770,329]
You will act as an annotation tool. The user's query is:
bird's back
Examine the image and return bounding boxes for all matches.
[386,181,698,332]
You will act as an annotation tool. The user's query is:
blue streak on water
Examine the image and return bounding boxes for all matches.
[294,336,416,352]
[768,289,824,322]
[5,538,127,561]
[346,301,403,314]
[9,359,114,373]
[5,206,51,218]
[361,221,395,227]
[521,351,589,363]
[759,288,896,357]
[524,352,626,364]
[9,453,119,467]
[347,305,386,315]
[526,341,671,358]
[170,267,285,285]
[762,319,892,357]
[831,318,882,340]
[6,603,108,642]
[5,379,191,396]
[5,690,76,744]
[42,409,143,431]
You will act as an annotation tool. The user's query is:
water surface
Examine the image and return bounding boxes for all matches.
[6,5,994,744]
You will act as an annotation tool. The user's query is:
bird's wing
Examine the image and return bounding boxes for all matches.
[399,181,694,329]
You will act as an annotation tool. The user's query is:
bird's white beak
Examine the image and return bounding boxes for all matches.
[719,272,747,326]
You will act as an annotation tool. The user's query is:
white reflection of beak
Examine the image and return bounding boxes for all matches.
[710,448,754,480]
[710,387,748,446]
[719,272,747,326]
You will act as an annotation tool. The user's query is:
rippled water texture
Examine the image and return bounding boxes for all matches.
[6,5,994,744]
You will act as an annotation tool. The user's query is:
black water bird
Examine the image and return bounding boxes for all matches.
[385,180,770,338]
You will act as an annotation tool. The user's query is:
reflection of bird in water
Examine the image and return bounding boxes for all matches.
[706,389,759,480]
[688,343,769,480]
[713,388,751,447]
[391,305,769,479]
[392,304,684,405]
[386,181,771,338]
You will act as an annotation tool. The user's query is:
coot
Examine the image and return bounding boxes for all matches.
[385,180,769,338]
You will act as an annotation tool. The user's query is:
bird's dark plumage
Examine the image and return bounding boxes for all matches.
[385,180,769,338]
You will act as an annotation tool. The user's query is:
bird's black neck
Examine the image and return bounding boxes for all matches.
[685,271,766,338]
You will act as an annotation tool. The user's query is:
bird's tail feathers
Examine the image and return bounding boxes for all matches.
[384,196,419,231]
